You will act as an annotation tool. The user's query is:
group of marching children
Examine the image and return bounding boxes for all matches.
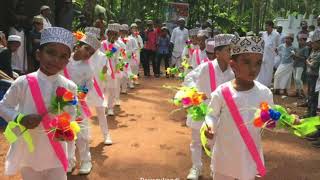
[179,27,274,180]
[0,24,143,180]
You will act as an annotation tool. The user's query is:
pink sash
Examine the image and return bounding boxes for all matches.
[103,41,115,79]
[93,78,104,99]
[203,58,210,63]
[63,67,92,118]
[132,52,138,65]
[195,49,201,65]
[208,61,216,92]
[26,75,68,172]
[221,86,266,177]
[188,48,194,57]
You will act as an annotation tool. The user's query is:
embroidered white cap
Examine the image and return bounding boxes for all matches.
[205,38,215,53]
[80,33,101,51]
[40,27,74,51]
[230,36,264,56]
[214,34,235,47]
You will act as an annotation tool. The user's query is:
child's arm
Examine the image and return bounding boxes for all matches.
[182,64,203,88]
[0,77,41,129]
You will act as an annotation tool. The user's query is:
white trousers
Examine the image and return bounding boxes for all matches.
[105,83,117,109]
[213,172,254,180]
[294,67,304,90]
[21,167,66,180]
[120,75,128,92]
[115,76,121,102]
[171,55,182,68]
[274,63,293,90]
[96,106,109,136]
[190,128,202,169]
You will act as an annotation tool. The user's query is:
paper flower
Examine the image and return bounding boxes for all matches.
[166,86,210,122]
[77,85,89,100]
[253,102,320,137]
[105,44,117,58]
[50,86,78,114]
[73,31,85,41]
[50,112,80,141]
[129,74,138,81]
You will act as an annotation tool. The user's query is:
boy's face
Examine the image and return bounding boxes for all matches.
[34,22,43,31]
[8,41,21,52]
[37,43,71,76]
[206,51,216,60]
[107,31,118,43]
[198,36,206,50]
[216,45,231,63]
[298,38,306,46]
[285,37,293,45]
[190,36,198,45]
[231,53,263,81]
[74,44,95,61]
[312,40,320,50]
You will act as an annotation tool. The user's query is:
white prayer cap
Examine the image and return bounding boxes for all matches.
[134,18,142,23]
[40,27,74,51]
[214,34,235,47]
[33,15,43,23]
[285,32,294,39]
[80,33,101,51]
[246,31,255,36]
[197,30,209,38]
[120,24,129,31]
[178,18,185,22]
[40,5,50,12]
[146,20,153,25]
[8,35,21,43]
[311,29,320,42]
[205,38,215,53]
[298,33,308,39]
[230,36,264,56]
[206,19,213,25]
[107,23,120,32]
[84,27,101,39]
[189,28,200,36]
[130,23,138,28]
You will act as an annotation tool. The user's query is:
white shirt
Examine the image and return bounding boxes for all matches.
[183,60,235,129]
[190,48,207,69]
[170,27,189,57]
[100,40,120,86]
[0,70,77,175]
[9,27,27,72]
[207,81,273,179]
[39,14,52,29]
[87,50,107,107]
[65,56,94,91]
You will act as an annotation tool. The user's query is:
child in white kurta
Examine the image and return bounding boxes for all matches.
[183,37,234,180]
[129,23,144,84]
[206,36,272,180]
[101,23,121,116]
[64,33,101,174]
[0,27,76,180]
[190,30,208,69]
[84,27,113,145]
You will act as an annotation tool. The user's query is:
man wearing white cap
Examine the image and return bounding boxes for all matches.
[170,18,189,68]
[0,35,21,78]
[256,20,280,87]
[273,33,295,95]
[0,27,76,180]
[183,38,234,180]
[39,5,52,29]
[100,23,121,116]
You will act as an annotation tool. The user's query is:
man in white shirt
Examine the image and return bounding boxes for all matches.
[170,18,189,68]
[39,5,52,29]
[256,20,280,87]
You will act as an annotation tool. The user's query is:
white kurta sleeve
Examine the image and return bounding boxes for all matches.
[0,77,24,121]
[206,88,223,131]
[182,64,203,88]
[138,36,144,49]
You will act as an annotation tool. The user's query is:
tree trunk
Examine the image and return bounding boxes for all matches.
[84,0,97,25]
